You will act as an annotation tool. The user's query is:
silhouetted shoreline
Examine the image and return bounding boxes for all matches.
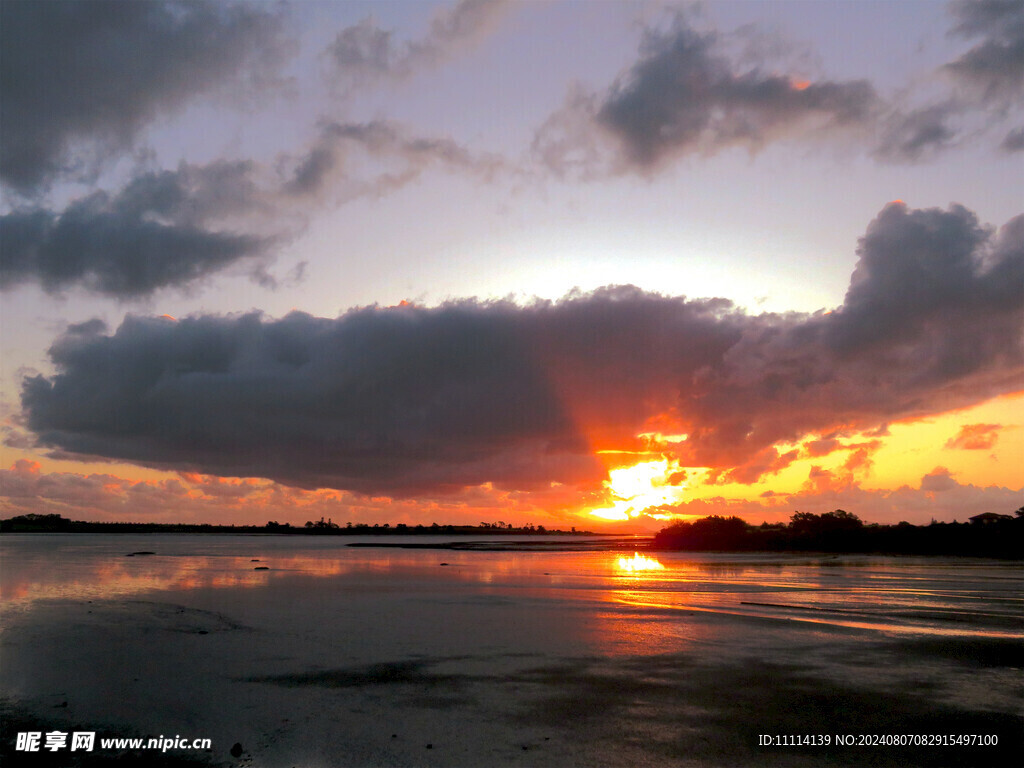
[0,513,594,537]
[3,510,1022,558]
[650,510,1024,559]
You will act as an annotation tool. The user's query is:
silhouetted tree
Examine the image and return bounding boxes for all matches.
[652,516,750,550]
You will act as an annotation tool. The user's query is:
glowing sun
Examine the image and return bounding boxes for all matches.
[591,459,687,520]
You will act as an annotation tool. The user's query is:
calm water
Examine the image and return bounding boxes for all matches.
[3,533,1021,640]
[2,534,1022,767]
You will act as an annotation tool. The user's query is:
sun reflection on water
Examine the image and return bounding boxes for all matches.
[5,540,1021,655]
[616,552,666,573]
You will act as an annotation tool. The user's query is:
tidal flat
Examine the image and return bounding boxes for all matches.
[1,534,1021,767]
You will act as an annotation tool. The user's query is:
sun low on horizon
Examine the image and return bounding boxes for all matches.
[579,388,1024,528]
[3,380,1020,532]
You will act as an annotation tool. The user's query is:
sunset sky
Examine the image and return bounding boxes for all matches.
[1,0,1021,530]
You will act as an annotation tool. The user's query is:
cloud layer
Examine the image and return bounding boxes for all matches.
[534,14,878,175]
[20,203,1024,496]
[945,0,1024,103]
[4,3,1019,301]
[2,458,1018,528]
[1,122,501,297]
[284,120,505,198]
[0,0,287,194]
[1,162,274,297]
[326,0,510,91]
[535,5,1024,173]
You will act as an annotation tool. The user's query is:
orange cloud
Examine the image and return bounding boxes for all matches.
[944,423,1002,450]
[802,465,854,494]
[843,442,882,476]
[0,463,604,529]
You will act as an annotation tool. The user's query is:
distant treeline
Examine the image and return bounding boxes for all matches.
[651,510,1024,559]
[0,513,588,536]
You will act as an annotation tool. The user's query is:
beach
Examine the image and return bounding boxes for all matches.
[2,534,1021,767]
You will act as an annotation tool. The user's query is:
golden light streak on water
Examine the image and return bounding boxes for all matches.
[616,552,665,572]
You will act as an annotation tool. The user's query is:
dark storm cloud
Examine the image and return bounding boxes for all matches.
[0,162,273,297]
[326,0,510,90]
[680,203,1024,473]
[20,203,1024,494]
[535,15,878,174]
[0,0,288,193]
[945,0,1024,102]
[20,303,614,495]
[831,204,1023,351]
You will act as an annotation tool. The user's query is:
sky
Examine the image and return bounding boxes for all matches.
[0,0,1022,531]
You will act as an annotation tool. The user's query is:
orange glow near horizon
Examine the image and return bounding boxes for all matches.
[590,458,688,521]
[2,392,1020,528]
[862,391,1024,491]
[791,79,811,90]
[582,390,1023,523]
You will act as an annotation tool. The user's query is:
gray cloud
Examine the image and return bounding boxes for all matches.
[326,0,510,90]
[535,15,878,175]
[683,203,1023,473]
[0,120,502,297]
[21,304,614,495]
[0,0,288,194]
[920,466,959,493]
[19,203,1024,494]
[284,120,505,198]
[945,0,1024,102]
[829,203,1007,349]
[1001,126,1024,150]
[869,1,1024,161]
[533,5,1024,173]
[872,104,960,163]
[0,162,274,297]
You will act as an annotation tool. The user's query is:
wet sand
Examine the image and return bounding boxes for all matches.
[1,535,1021,767]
